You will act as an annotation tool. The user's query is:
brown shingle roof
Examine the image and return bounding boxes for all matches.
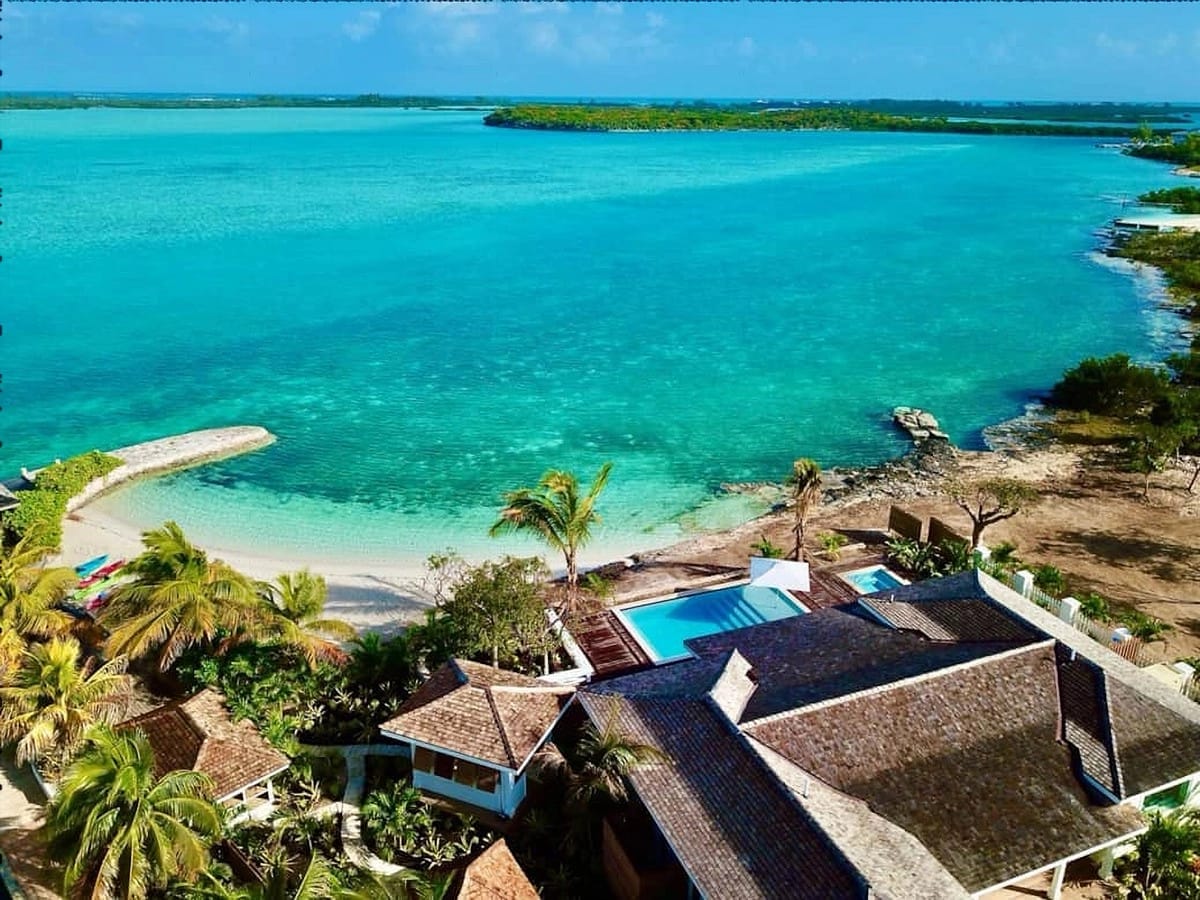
[454,839,539,900]
[744,643,1145,892]
[861,598,1037,643]
[1109,678,1200,797]
[380,660,572,771]
[577,691,866,900]
[118,689,289,800]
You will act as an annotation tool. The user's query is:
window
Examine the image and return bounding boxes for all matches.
[433,752,455,781]
[414,746,500,794]
[1145,781,1191,810]
[413,747,434,773]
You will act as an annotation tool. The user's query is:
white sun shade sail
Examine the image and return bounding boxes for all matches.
[748,557,810,592]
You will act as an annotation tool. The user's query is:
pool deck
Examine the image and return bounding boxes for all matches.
[576,566,868,678]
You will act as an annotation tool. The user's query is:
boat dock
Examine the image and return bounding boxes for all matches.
[14,426,276,512]
[1113,213,1200,234]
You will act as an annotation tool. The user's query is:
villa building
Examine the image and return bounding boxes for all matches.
[378,659,574,818]
[577,569,1200,899]
[117,689,289,823]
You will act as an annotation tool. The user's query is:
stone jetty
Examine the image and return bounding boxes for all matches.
[892,407,949,444]
[29,426,277,512]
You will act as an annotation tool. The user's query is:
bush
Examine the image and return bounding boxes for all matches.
[751,535,785,559]
[817,532,849,561]
[1051,354,1168,418]
[1033,565,1067,596]
[3,451,121,549]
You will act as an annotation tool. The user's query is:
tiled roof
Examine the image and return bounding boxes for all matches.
[379,660,573,770]
[576,691,866,900]
[118,689,289,800]
[685,607,1032,722]
[1109,678,1200,797]
[744,643,1144,892]
[860,597,1037,643]
[454,839,539,900]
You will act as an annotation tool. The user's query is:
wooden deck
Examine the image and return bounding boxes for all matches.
[790,568,862,611]
[573,610,651,678]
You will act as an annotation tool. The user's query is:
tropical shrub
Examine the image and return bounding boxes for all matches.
[3,451,121,549]
[1050,354,1168,418]
[1077,592,1112,623]
[1121,610,1173,641]
[361,783,491,867]
[1033,565,1068,596]
[751,535,785,559]
[1115,807,1200,898]
[817,532,849,561]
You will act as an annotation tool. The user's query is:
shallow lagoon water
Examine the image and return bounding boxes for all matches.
[1,109,1186,564]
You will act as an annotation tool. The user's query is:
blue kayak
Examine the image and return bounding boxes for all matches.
[74,555,108,578]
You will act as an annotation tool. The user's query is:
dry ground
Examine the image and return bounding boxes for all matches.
[632,444,1200,662]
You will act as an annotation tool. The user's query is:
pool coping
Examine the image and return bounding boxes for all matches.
[612,580,810,665]
[838,564,911,594]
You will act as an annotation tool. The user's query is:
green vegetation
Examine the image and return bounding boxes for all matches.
[1139,187,1200,214]
[3,450,121,549]
[490,462,613,615]
[817,531,849,561]
[484,104,1156,137]
[885,536,977,579]
[945,478,1041,548]
[360,783,489,866]
[1115,806,1200,898]
[1127,133,1200,169]
[0,531,76,672]
[751,534,785,559]
[0,636,129,767]
[43,726,223,899]
[1051,354,1170,417]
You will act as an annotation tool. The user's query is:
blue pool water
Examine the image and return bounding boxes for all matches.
[843,566,907,594]
[618,584,806,661]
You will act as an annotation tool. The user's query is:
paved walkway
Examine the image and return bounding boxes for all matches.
[319,744,408,877]
[0,751,60,899]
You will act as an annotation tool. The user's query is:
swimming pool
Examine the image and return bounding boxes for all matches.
[840,565,909,595]
[615,583,807,663]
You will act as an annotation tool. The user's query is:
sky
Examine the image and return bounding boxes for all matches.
[4,2,1200,102]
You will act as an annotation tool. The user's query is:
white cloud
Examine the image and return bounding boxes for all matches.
[1096,32,1139,58]
[202,16,250,44]
[528,21,560,53]
[1155,33,1179,56]
[343,10,381,42]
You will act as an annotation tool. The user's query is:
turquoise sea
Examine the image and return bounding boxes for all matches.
[0,108,1187,565]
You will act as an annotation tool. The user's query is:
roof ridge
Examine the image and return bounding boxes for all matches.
[489,684,574,696]
[742,639,1056,729]
[483,685,518,769]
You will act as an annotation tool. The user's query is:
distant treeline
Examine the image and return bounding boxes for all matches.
[0,94,500,110]
[1138,187,1200,214]
[738,99,1199,124]
[483,105,1155,137]
[1127,135,1200,169]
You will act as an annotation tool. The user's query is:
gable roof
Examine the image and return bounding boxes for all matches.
[379,660,573,771]
[582,570,1200,897]
[118,689,289,800]
[454,839,539,900]
[576,690,867,900]
[744,642,1144,892]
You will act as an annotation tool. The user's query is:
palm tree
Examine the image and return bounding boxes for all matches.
[100,521,263,671]
[260,570,356,666]
[489,462,613,613]
[786,458,822,562]
[0,636,130,766]
[0,530,76,675]
[536,699,665,808]
[43,726,223,899]
[1121,806,1200,897]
